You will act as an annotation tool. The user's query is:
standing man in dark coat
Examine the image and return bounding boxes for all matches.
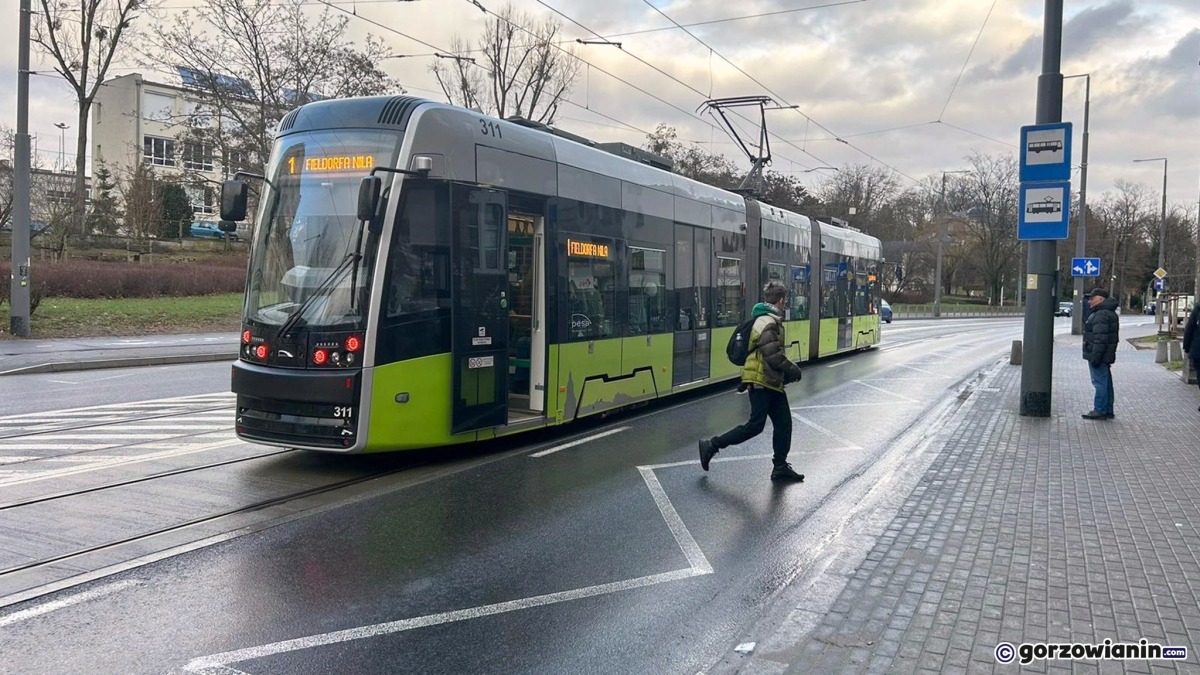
[1081,288,1120,420]
[1183,301,1200,410]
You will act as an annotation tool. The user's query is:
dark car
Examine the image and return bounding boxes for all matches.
[880,299,893,323]
[1144,302,1156,315]
[1055,302,1072,317]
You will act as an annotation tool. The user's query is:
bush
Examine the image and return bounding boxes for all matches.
[0,259,246,305]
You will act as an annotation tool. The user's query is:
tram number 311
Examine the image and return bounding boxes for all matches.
[333,406,354,419]
[480,120,503,139]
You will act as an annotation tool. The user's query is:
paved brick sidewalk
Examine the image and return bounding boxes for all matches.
[744,332,1200,674]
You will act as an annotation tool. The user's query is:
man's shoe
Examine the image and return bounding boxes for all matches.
[1104,412,1115,419]
[770,463,804,482]
[1082,411,1106,420]
[699,439,718,471]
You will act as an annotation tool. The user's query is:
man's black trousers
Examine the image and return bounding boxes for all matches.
[713,386,792,466]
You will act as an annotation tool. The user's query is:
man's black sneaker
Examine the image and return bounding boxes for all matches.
[699,439,717,471]
[1082,411,1106,420]
[1104,412,1115,419]
[770,463,804,482]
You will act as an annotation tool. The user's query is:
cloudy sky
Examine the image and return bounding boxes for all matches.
[3,0,1198,208]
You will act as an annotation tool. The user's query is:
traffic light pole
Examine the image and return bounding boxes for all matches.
[1019,0,1063,418]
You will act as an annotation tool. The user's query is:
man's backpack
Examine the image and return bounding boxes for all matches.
[726,316,759,366]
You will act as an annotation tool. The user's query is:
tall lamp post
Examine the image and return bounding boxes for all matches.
[934,170,970,317]
[54,122,69,172]
[1063,73,1090,335]
[1133,157,1168,331]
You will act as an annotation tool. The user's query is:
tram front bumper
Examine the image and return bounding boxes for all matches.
[231,360,363,450]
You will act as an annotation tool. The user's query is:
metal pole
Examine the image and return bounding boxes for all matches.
[934,173,946,318]
[1019,0,1063,417]
[1159,161,1167,329]
[9,0,32,337]
[1066,74,1090,335]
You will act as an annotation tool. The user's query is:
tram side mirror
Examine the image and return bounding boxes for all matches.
[358,176,383,224]
[220,180,249,222]
[217,220,237,233]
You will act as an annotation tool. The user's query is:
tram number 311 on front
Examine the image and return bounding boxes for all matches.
[333,406,355,419]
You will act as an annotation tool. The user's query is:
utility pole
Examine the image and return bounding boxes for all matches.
[1064,74,1090,335]
[10,0,33,337]
[934,169,969,317]
[1019,0,1064,417]
[1134,157,1168,331]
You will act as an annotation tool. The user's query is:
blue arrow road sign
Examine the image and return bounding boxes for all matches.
[1071,257,1101,277]
[1020,122,1073,182]
[1019,181,1071,240]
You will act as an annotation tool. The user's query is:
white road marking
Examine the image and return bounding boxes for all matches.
[530,427,630,458]
[184,446,720,673]
[852,380,919,403]
[791,402,919,410]
[895,364,946,377]
[0,580,141,628]
[791,414,863,450]
[0,438,243,487]
[825,361,849,368]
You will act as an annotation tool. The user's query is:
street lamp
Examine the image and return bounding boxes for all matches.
[1063,73,1090,335]
[54,122,69,173]
[1133,156,1168,331]
[935,170,970,318]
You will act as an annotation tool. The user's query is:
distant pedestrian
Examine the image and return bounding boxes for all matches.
[1081,287,1120,420]
[1184,301,1200,410]
[699,281,805,482]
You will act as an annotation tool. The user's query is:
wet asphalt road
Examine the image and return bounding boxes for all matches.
[0,318,1110,675]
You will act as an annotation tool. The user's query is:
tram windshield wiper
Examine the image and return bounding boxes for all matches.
[277,252,361,338]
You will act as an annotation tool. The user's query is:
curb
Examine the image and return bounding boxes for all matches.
[0,352,237,376]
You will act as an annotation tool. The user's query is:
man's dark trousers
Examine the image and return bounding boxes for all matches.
[713,386,792,466]
[1088,361,1114,415]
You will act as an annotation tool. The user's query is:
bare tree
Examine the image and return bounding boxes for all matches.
[434,3,581,124]
[150,0,399,181]
[33,0,144,237]
[815,164,903,226]
[118,161,162,244]
[1096,180,1154,304]
[949,152,1021,304]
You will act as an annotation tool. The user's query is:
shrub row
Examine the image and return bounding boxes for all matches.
[1,259,247,303]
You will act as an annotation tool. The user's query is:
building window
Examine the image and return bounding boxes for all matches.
[182,142,214,172]
[224,150,251,175]
[144,136,175,167]
[186,185,215,215]
[143,92,175,122]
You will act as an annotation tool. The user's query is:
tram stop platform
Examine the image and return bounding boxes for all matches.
[0,332,238,376]
[721,330,1200,674]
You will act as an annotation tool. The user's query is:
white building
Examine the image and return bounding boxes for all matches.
[90,70,249,218]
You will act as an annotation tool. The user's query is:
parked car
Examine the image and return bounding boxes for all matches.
[1055,302,1072,317]
[1144,302,1156,315]
[880,298,893,323]
[190,221,238,241]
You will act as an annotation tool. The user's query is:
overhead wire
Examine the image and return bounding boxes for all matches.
[536,0,817,172]
[635,0,920,184]
[939,0,1000,121]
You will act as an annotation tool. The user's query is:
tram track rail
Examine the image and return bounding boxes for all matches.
[0,404,234,441]
[0,457,415,580]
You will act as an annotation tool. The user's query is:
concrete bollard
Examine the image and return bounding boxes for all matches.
[1168,340,1183,362]
[1156,341,1168,364]
[1010,340,1022,365]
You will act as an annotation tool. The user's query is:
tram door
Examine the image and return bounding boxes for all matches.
[451,187,510,434]
[506,213,546,415]
[672,225,713,386]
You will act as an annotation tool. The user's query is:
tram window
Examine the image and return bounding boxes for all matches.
[386,184,451,318]
[567,258,616,341]
[767,263,787,285]
[675,228,694,331]
[716,257,743,327]
[694,230,711,329]
[791,265,810,320]
[820,252,851,319]
[853,257,871,315]
[629,247,667,335]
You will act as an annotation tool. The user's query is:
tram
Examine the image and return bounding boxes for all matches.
[221,96,883,453]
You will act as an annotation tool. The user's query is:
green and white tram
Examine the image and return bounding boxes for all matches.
[222,96,883,452]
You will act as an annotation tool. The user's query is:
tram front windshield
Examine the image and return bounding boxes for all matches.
[246,129,402,330]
